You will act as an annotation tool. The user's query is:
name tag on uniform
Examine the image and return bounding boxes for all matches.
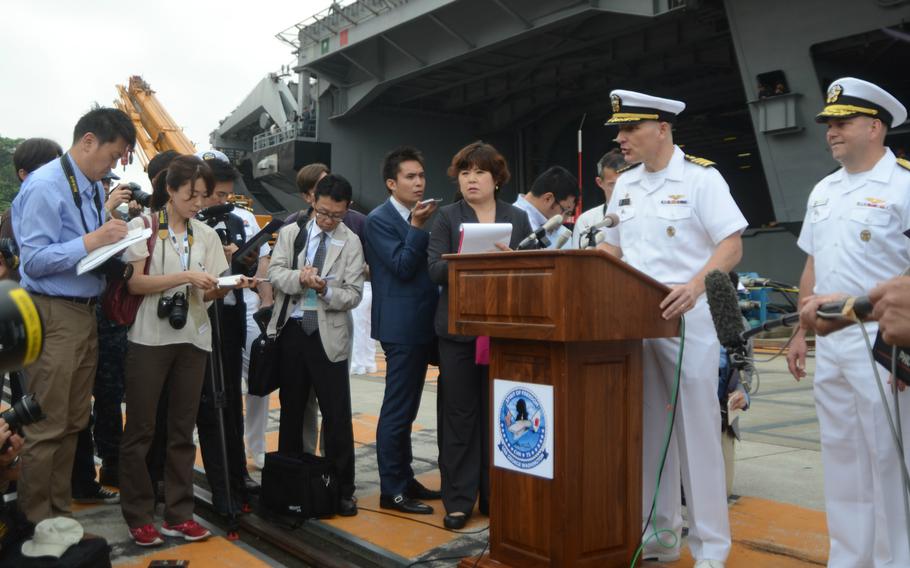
[302,288,319,310]
[619,198,631,206]
[331,239,345,247]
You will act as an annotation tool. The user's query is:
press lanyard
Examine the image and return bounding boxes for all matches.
[59,155,103,233]
[157,209,193,273]
[168,226,191,271]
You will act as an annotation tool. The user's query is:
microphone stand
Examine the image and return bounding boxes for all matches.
[207,299,240,539]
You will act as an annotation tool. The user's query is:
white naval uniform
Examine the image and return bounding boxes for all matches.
[231,206,276,460]
[797,149,910,568]
[603,146,746,562]
[513,194,572,249]
[571,203,608,249]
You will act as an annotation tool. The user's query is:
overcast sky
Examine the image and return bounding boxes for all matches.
[0,0,328,188]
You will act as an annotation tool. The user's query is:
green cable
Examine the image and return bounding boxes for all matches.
[630,316,685,567]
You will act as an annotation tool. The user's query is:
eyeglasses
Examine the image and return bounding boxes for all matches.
[315,209,346,221]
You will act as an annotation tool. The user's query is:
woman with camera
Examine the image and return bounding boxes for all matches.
[117,155,244,546]
[427,142,531,529]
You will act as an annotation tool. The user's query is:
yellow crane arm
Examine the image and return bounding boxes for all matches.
[114,75,195,167]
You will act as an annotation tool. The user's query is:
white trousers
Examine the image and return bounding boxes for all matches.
[815,325,910,568]
[641,300,731,562]
[351,282,376,374]
[242,301,318,456]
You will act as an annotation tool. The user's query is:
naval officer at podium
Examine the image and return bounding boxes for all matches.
[598,89,747,568]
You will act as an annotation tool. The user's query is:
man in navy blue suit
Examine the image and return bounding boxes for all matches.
[365,147,442,514]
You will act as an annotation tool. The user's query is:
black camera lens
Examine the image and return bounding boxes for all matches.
[126,182,152,208]
[169,292,188,330]
[0,281,43,373]
[157,292,188,329]
[0,238,19,271]
[0,393,44,433]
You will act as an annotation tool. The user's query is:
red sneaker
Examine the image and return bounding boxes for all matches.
[160,519,211,542]
[129,524,164,547]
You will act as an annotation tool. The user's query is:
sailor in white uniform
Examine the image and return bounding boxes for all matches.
[598,89,747,568]
[787,77,910,568]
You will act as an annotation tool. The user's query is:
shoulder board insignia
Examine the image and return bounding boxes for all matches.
[685,155,716,168]
[897,158,910,172]
[616,162,642,174]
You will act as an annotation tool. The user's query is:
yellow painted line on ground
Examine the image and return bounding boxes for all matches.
[113,536,272,567]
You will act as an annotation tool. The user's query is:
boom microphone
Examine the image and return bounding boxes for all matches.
[518,214,564,250]
[705,270,747,352]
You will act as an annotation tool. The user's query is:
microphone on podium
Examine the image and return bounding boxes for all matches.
[518,214,564,250]
[583,213,620,249]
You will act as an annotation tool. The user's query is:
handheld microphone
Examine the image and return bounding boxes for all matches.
[196,203,235,222]
[554,231,570,249]
[817,296,874,321]
[518,214,564,250]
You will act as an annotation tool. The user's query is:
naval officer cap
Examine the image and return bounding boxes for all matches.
[194,149,231,164]
[605,89,686,125]
[816,77,907,128]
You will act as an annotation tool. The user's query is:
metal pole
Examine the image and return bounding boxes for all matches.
[207,300,240,539]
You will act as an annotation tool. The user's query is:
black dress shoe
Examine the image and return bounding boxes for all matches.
[443,512,470,530]
[337,496,358,517]
[405,479,442,501]
[380,494,434,514]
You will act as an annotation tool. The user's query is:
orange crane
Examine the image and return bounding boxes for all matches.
[115,75,195,167]
[115,76,268,226]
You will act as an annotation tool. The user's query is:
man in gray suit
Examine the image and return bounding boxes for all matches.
[267,174,365,516]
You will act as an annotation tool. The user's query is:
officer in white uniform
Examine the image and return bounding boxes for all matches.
[598,90,747,568]
[786,78,910,568]
[572,149,626,249]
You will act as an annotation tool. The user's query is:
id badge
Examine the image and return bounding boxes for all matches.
[302,288,319,310]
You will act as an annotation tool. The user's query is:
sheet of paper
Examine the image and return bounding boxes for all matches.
[458,223,512,254]
[217,274,244,288]
[76,227,152,275]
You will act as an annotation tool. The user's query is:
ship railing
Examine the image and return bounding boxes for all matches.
[252,120,317,151]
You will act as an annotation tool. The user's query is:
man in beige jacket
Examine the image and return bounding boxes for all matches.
[268,174,364,516]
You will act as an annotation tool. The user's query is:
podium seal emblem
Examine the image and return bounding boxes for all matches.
[498,387,548,470]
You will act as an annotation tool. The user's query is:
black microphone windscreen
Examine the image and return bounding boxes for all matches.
[705,269,745,350]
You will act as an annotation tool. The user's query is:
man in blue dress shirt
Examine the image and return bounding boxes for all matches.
[11,107,136,523]
[365,147,441,514]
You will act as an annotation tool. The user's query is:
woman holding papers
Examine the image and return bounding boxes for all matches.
[427,141,531,529]
[117,155,247,546]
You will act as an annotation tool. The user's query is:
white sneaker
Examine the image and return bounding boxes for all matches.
[694,560,725,568]
[640,541,680,562]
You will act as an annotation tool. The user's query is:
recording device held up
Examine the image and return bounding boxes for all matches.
[0,280,43,373]
[123,182,152,209]
[0,394,44,452]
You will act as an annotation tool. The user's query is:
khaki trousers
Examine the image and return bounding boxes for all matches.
[18,296,98,523]
[119,342,207,528]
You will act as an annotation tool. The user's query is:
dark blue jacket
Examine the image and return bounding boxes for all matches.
[364,199,438,345]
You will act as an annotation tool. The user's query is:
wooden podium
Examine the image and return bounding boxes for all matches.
[445,249,678,568]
